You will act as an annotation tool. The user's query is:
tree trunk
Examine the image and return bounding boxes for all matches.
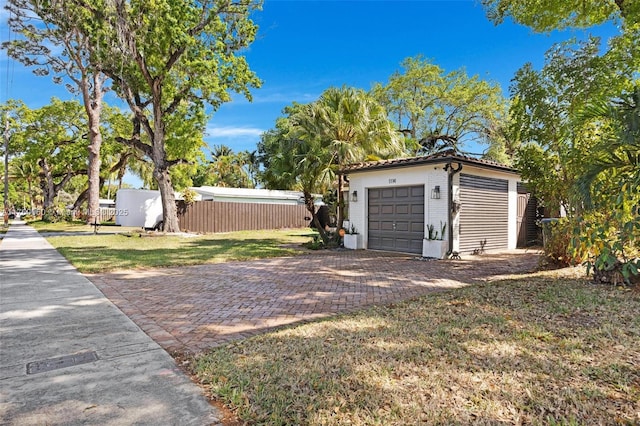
[39,158,82,212]
[116,152,131,189]
[150,119,179,232]
[73,177,105,212]
[83,73,104,225]
[73,187,89,211]
[305,191,328,244]
[146,79,180,233]
[39,159,56,209]
[154,165,179,232]
[410,113,418,139]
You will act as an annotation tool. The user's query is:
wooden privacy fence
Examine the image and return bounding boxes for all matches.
[97,208,115,223]
[176,200,310,233]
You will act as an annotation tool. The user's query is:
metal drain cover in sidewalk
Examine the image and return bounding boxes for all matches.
[26,351,99,375]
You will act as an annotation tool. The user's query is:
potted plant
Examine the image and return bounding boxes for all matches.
[343,224,362,250]
[423,221,448,259]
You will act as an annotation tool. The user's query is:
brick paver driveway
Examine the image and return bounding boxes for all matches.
[89,249,539,354]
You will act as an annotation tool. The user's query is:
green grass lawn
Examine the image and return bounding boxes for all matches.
[193,267,640,425]
[28,219,143,234]
[28,219,89,231]
[45,228,315,273]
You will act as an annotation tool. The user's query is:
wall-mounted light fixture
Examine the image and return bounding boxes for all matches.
[351,190,358,202]
[431,185,441,199]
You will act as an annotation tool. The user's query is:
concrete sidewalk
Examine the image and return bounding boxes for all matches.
[0,222,220,425]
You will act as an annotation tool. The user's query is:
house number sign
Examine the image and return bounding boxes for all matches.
[389,178,396,184]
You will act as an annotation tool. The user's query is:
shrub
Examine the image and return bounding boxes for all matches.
[542,218,588,267]
[571,206,640,286]
[304,230,342,250]
[181,188,198,205]
[42,207,61,223]
[304,234,325,250]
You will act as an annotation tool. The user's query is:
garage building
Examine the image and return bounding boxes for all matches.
[340,151,536,257]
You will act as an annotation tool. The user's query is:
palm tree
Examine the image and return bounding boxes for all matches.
[291,86,405,230]
[576,87,640,207]
[573,87,640,282]
[211,144,233,160]
[240,150,260,188]
[10,157,39,211]
[207,145,252,188]
[128,157,155,189]
[266,128,336,244]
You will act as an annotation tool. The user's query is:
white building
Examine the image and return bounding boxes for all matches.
[191,186,320,205]
[340,151,536,258]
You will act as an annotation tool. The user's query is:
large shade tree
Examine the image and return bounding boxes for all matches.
[5,0,110,225]
[509,37,622,214]
[486,0,639,280]
[74,0,262,232]
[1,100,29,220]
[15,99,89,212]
[481,0,634,32]
[493,1,639,213]
[372,56,509,159]
[70,105,141,210]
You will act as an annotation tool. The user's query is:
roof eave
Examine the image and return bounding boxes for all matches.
[339,155,517,175]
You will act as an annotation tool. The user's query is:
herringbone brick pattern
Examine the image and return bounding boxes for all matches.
[89,249,539,354]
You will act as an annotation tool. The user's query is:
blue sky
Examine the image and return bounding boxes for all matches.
[1,0,619,186]
[210,0,617,153]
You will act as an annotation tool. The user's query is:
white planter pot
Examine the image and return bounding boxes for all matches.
[343,234,362,250]
[422,240,448,259]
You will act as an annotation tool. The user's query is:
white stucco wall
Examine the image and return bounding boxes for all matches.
[508,179,519,249]
[347,164,449,249]
[346,162,521,252]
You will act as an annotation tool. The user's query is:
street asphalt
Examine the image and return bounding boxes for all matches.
[0,221,221,425]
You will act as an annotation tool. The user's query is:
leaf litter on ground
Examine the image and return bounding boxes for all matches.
[193,266,640,425]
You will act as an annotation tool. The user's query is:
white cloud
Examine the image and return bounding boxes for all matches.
[206,126,264,138]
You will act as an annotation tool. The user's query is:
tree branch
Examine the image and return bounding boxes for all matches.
[116,118,152,157]
[166,158,191,168]
[53,170,82,193]
[163,86,191,115]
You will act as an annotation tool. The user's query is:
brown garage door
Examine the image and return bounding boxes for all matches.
[368,185,424,254]
[459,174,508,254]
